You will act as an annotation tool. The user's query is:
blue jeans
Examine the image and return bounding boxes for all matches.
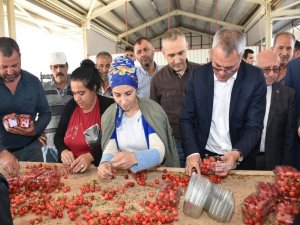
[175,139,186,168]
[41,146,58,163]
[13,139,43,162]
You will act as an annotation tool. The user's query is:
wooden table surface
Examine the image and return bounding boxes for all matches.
[2,162,275,225]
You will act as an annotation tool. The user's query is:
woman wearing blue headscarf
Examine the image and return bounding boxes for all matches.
[98,56,179,179]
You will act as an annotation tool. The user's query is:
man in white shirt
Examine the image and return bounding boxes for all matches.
[181,28,266,175]
[255,50,296,170]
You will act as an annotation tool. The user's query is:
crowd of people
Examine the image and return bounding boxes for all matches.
[1,26,300,225]
[0,27,300,177]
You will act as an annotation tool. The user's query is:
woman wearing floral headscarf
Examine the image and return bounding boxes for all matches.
[98,56,179,179]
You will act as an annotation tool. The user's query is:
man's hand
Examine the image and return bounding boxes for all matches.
[111,152,137,169]
[0,150,19,175]
[6,121,36,136]
[218,150,240,176]
[185,154,201,176]
[298,126,300,138]
[39,135,47,146]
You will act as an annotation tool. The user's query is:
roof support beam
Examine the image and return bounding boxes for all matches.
[118,10,244,39]
[129,1,156,36]
[244,0,267,7]
[181,27,213,38]
[179,10,244,30]
[272,15,300,21]
[15,2,49,33]
[119,12,172,38]
[244,5,264,32]
[87,0,97,19]
[271,9,300,18]
[88,0,131,20]
[275,0,300,11]
[42,0,84,21]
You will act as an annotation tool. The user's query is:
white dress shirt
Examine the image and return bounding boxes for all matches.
[205,72,237,155]
[259,85,272,152]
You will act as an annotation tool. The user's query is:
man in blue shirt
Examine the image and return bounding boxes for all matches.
[0,37,51,175]
[134,37,162,98]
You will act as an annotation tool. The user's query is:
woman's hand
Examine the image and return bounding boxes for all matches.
[298,126,300,138]
[70,153,94,173]
[111,152,137,169]
[98,162,114,179]
[61,149,75,166]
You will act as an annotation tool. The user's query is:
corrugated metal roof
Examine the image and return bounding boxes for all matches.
[4,0,300,48]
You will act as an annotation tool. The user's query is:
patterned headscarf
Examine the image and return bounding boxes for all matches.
[109,56,138,89]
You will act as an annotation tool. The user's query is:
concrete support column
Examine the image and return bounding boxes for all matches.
[265,0,273,49]
[7,0,16,39]
[0,0,4,36]
[82,17,89,58]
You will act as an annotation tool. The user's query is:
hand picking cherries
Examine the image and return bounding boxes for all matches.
[199,156,224,183]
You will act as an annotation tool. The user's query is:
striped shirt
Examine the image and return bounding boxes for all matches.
[42,78,73,146]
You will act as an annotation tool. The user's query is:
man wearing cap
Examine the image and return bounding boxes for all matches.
[42,52,73,162]
[0,37,51,175]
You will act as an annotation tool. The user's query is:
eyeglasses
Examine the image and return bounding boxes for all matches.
[262,67,280,74]
[212,65,239,75]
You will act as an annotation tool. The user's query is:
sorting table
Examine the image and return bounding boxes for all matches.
[2,162,275,225]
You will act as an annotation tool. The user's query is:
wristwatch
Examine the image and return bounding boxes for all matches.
[231,149,243,163]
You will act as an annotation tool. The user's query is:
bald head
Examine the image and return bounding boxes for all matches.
[257,50,280,67]
[257,50,280,86]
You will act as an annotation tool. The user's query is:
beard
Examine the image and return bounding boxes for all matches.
[2,73,21,83]
[101,73,109,82]
[141,57,153,69]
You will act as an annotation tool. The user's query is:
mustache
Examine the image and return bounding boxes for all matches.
[3,73,20,82]
[56,72,65,77]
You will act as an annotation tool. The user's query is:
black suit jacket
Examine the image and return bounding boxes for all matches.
[261,82,296,170]
[180,61,266,169]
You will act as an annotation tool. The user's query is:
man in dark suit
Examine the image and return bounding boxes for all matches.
[285,57,300,169]
[256,50,296,170]
[180,28,267,176]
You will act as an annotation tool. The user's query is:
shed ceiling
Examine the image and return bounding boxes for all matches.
[4,0,300,47]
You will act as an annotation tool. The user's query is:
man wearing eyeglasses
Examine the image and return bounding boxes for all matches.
[255,50,296,170]
[42,52,73,162]
[181,28,267,176]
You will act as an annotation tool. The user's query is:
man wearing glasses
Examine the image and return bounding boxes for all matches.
[42,52,73,162]
[255,50,296,170]
[181,28,266,176]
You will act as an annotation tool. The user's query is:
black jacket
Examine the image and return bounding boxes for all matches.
[256,82,296,169]
[0,173,13,225]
